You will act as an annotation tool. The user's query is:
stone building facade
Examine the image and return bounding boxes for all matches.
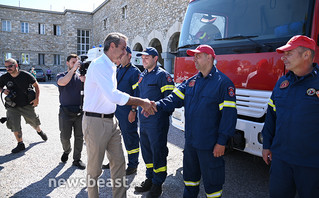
[0,0,188,75]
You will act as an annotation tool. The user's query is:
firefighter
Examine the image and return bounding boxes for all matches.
[154,45,237,198]
[115,46,141,175]
[134,47,175,197]
[262,35,319,198]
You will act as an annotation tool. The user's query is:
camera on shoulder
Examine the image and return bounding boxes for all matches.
[79,55,91,76]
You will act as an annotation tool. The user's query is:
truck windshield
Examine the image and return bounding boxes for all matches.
[179,0,312,47]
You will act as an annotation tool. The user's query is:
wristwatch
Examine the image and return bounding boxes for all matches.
[131,108,137,112]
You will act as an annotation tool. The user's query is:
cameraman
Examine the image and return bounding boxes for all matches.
[0,58,47,153]
[56,54,85,169]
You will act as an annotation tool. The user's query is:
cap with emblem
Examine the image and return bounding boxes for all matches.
[276,35,316,53]
[136,47,158,57]
[186,45,216,58]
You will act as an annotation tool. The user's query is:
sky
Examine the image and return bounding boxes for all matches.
[0,0,106,12]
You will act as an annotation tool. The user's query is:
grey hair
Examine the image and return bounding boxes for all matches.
[103,32,128,52]
[298,46,315,60]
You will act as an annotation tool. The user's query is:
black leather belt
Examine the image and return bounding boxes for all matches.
[85,112,114,118]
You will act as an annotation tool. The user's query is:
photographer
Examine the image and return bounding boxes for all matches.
[0,58,47,153]
[56,54,85,170]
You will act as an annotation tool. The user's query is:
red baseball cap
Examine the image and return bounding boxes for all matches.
[276,35,316,53]
[187,45,216,58]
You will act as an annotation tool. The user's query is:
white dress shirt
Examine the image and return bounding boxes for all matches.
[83,53,130,114]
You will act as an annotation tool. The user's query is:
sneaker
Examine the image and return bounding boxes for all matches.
[146,184,162,198]
[135,178,153,193]
[102,163,110,169]
[12,142,25,153]
[126,167,137,175]
[61,152,69,163]
[72,160,86,170]
[37,131,48,141]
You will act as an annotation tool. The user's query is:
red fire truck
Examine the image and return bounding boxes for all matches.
[172,0,319,156]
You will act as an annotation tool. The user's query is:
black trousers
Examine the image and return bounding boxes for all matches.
[58,107,83,161]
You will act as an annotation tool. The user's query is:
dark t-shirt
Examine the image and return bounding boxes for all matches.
[0,70,36,107]
[56,71,82,106]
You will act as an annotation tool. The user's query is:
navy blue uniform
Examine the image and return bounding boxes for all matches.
[115,63,141,168]
[262,63,319,198]
[156,66,237,198]
[137,65,174,185]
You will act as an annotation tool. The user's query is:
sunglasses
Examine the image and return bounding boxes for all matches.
[5,64,15,68]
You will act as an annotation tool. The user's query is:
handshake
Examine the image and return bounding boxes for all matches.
[140,99,158,117]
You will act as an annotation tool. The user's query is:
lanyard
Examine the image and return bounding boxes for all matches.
[117,63,130,85]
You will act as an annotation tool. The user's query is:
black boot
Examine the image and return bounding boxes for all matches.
[61,152,69,163]
[72,160,86,170]
[12,142,25,153]
[135,178,153,192]
[37,131,48,141]
[126,167,137,175]
[146,184,162,198]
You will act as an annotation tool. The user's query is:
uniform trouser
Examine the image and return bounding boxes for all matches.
[117,114,139,168]
[140,124,169,185]
[183,143,224,198]
[82,115,126,198]
[58,107,83,161]
[269,158,319,198]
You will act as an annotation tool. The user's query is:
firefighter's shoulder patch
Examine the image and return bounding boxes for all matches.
[188,80,196,87]
[280,80,289,89]
[228,87,235,97]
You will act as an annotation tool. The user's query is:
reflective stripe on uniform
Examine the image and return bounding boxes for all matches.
[127,148,139,155]
[268,99,276,112]
[146,163,153,169]
[199,32,207,39]
[219,101,236,110]
[206,190,223,198]
[173,88,185,100]
[153,166,167,173]
[184,180,200,186]
[132,82,139,90]
[161,85,175,93]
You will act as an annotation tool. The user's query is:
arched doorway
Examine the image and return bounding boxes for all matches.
[132,42,144,71]
[149,38,163,68]
[133,43,143,52]
[168,32,180,53]
[167,32,180,73]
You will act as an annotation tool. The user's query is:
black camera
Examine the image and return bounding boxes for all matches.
[5,90,17,107]
[79,55,91,76]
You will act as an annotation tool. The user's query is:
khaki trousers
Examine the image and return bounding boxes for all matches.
[82,114,126,198]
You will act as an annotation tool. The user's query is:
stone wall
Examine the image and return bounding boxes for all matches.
[0,5,93,74]
[0,0,188,74]
[93,0,187,50]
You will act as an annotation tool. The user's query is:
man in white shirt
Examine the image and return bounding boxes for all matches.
[82,32,155,198]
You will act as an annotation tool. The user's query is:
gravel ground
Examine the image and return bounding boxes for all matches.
[0,82,270,198]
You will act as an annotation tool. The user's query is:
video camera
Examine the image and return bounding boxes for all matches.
[78,46,104,76]
[79,55,91,76]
